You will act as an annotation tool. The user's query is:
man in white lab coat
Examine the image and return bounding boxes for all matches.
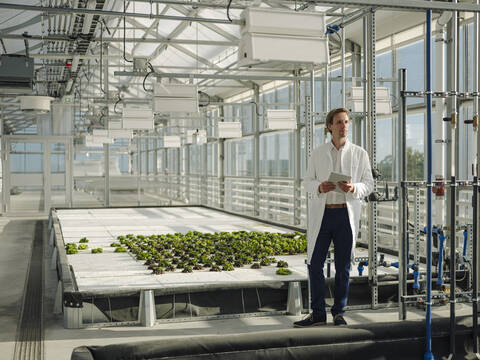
[294,107,374,327]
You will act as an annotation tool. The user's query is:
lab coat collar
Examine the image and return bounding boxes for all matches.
[329,138,350,152]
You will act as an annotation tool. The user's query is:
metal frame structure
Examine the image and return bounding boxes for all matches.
[1,1,480,356]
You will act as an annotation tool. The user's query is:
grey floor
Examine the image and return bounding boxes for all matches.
[0,215,475,360]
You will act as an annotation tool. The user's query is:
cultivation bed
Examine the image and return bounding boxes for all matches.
[57,206,308,294]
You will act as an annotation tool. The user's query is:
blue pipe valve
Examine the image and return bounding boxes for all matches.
[357,260,368,276]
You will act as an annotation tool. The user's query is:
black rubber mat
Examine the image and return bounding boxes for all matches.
[13,221,44,360]
[71,315,477,360]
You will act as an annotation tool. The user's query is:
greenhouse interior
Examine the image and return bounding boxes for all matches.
[1,0,480,359]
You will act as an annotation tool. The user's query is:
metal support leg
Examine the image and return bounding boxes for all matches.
[138,290,156,327]
[49,228,55,247]
[287,281,303,316]
[50,246,58,271]
[53,280,63,314]
[64,307,82,329]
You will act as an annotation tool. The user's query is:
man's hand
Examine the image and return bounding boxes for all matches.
[319,181,336,194]
[338,181,354,193]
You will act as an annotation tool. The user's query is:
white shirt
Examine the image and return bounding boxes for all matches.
[326,141,347,205]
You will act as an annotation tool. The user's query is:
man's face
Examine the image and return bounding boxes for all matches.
[328,112,349,138]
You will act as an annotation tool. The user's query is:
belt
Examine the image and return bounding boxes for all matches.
[325,203,347,209]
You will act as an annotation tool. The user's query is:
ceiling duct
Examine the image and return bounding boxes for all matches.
[153,83,198,113]
[18,96,54,113]
[238,8,329,66]
[0,55,34,94]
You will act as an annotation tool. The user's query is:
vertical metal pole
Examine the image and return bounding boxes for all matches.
[414,187,421,270]
[341,8,346,109]
[104,143,110,206]
[473,176,479,354]
[44,139,51,213]
[1,114,6,214]
[447,6,458,359]
[67,137,73,207]
[138,137,142,205]
[362,16,368,148]
[398,68,408,320]
[473,0,480,354]
[104,42,110,207]
[366,10,378,309]
[185,145,190,203]
[425,10,434,360]
[324,62,329,142]
[294,70,301,225]
[351,43,362,146]
[304,68,315,314]
[218,105,225,209]
[253,84,260,217]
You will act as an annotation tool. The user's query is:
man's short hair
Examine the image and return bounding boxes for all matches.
[326,107,350,134]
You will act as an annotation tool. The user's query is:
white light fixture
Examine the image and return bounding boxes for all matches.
[153,83,198,113]
[109,129,133,139]
[122,105,154,129]
[238,8,329,66]
[18,96,54,113]
[108,118,122,130]
[163,135,181,148]
[346,86,392,114]
[82,0,96,35]
[218,122,242,138]
[84,133,113,147]
[265,109,297,130]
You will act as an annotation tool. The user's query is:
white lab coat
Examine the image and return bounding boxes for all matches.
[304,140,374,264]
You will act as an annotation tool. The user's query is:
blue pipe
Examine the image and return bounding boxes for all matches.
[436,234,446,285]
[424,9,434,360]
[461,230,468,270]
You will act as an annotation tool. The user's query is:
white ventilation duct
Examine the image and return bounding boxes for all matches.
[265,109,297,130]
[163,135,181,148]
[18,96,54,113]
[122,105,154,129]
[154,83,198,113]
[346,86,392,114]
[218,122,242,138]
[238,8,329,66]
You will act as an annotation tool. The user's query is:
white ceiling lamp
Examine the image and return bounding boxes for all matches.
[18,96,54,113]
[238,8,329,66]
[218,122,242,138]
[122,105,154,129]
[153,83,198,113]
[346,86,392,114]
[109,129,132,139]
[163,135,181,148]
[82,0,96,35]
[265,109,297,130]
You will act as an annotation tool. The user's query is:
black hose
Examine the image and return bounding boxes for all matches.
[114,97,122,114]
[226,0,233,22]
[142,62,155,92]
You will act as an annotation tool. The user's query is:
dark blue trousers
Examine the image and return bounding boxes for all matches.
[308,207,353,317]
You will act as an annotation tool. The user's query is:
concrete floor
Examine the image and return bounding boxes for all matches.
[0,216,476,360]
